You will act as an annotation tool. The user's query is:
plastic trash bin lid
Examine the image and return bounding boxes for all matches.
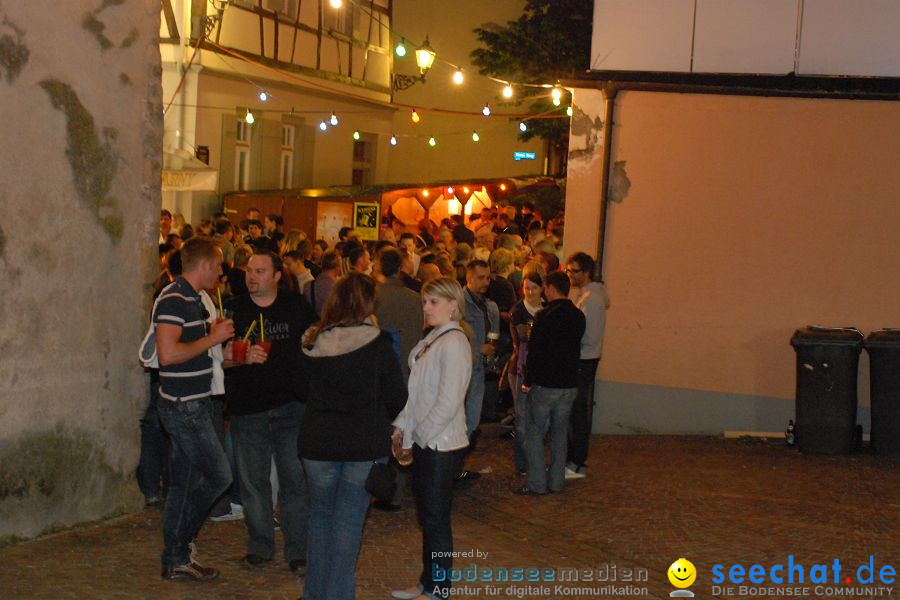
[790,326,864,348]
[865,329,900,349]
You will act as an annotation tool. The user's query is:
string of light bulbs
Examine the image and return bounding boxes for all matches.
[313,99,567,148]
[206,45,569,138]
[165,97,563,147]
[168,51,570,135]
[342,0,571,103]
[189,0,572,115]
[165,1,573,149]
[204,0,569,114]
[205,37,570,121]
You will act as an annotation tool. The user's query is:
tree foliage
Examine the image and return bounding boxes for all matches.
[470,0,593,82]
[470,0,593,174]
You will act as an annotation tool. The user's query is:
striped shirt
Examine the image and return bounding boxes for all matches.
[154,278,213,401]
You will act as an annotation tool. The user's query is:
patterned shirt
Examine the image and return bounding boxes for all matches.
[154,277,213,401]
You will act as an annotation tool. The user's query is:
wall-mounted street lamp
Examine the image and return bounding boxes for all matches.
[415,36,436,73]
[393,36,436,91]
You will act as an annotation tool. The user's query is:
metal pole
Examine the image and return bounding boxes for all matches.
[595,85,617,282]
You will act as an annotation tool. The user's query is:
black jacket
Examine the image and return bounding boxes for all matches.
[524,299,585,389]
[298,327,407,461]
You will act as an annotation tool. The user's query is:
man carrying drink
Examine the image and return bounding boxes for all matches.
[154,236,235,581]
[224,250,317,576]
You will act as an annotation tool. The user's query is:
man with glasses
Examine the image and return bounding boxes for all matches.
[564,252,611,480]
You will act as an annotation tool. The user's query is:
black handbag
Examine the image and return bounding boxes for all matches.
[365,461,396,502]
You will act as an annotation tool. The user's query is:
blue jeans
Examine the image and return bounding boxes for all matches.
[510,372,526,472]
[464,364,485,436]
[209,395,236,517]
[301,459,378,600]
[413,445,465,600]
[524,386,577,493]
[512,381,548,473]
[138,378,169,500]
[232,402,308,562]
[157,397,232,567]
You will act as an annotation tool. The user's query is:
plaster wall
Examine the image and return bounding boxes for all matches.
[565,90,900,435]
[561,88,605,263]
[0,1,161,538]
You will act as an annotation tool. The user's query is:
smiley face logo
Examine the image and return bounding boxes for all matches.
[668,558,697,588]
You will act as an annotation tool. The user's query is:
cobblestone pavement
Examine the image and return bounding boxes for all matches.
[1,430,898,600]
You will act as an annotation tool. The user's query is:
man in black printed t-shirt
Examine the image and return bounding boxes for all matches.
[224,250,317,576]
[154,236,234,581]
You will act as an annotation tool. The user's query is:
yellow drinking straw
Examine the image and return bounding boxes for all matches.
[241,321,256,342]
[259,314,265,343]
[217,287,224,318]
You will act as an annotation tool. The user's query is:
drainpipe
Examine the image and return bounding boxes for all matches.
[594,85,617,282]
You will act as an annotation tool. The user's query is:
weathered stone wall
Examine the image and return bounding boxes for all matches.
[0,0,161,539]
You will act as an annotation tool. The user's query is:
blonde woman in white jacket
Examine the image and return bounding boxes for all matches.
[391,277,472,600]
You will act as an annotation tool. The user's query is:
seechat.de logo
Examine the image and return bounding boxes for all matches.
[668,558,697,598]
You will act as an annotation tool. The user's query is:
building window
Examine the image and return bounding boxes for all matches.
[324,5,353,36]
[236,119,249,144]
[235,119,250,191]
[280,124,295,189]
[236,149,250,191]
[282,124,294,147]
[264,0,298,19]
[352,137,373,185]
[353,139,369,162]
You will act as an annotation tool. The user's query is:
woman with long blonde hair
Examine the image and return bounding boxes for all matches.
[391,277,472,600]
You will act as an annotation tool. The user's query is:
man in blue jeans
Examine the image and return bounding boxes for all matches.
[519,271,585,495]
[154,236,234,580]
[224,251,316,575]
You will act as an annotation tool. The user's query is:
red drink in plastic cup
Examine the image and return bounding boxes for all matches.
[232,340,249,363]
[258,341,272,356]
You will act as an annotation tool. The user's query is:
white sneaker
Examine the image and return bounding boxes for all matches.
[564,467,586,480]
[391,586,422,599]
[210,503,244,522]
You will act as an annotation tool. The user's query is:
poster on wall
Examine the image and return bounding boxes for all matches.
[353,202,380,241]
[316,201,354,247]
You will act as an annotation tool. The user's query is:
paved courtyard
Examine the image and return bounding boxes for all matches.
[1,429,898,600]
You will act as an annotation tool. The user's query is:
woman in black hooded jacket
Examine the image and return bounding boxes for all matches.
[298,272,407,600]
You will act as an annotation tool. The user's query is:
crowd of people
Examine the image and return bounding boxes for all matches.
[143,203,609,600]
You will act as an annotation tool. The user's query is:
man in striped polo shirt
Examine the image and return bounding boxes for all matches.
[155,236,235,581]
